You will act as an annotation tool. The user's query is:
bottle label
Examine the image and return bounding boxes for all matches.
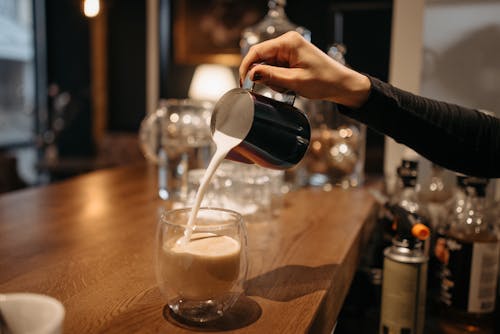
[437,237,500,313]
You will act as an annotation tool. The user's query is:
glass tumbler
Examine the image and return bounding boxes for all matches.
[213,161,280,222]
[156,207,248,323]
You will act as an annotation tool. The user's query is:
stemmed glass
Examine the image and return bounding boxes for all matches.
[156,207,248,322]
[139,99,214,200]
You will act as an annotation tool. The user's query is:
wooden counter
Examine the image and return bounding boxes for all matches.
[0,163,379,333]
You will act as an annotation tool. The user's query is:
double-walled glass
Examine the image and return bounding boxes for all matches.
[156,208,248,322]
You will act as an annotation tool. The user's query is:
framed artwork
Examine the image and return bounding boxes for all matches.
[173,0,267,66]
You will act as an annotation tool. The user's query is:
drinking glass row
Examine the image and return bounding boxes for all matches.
[138,98,366,212]
[138,98,285,222]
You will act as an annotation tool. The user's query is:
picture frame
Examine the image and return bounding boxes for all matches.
[173,0,267,66]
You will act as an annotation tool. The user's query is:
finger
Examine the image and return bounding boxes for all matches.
[239,37,292,84]
[248,64,300,93]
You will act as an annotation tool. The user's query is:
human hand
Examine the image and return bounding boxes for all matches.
[239,31,371,109]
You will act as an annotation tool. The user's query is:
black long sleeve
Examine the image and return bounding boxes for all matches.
[338,76,500,178]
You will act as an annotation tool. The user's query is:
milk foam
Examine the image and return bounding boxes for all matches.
[170,233,240,257]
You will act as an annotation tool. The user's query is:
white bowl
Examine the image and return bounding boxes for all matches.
[0,293,65,334]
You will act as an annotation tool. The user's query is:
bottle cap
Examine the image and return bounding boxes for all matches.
[411,223,430,241]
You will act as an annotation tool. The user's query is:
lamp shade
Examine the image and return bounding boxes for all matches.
[188,64,237,102]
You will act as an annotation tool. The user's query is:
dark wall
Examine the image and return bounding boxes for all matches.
[162,0,392,94]
[46,0,94,157]
[288,1,392,81]
[160,0,193,99]
[107,0,146,132]
[44,0,147,157]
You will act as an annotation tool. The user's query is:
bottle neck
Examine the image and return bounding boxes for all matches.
[396,186,422,217]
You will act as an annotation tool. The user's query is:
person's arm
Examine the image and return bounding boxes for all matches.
[240,32,500,178]
[239,31,371,109]
[339,76,500,178]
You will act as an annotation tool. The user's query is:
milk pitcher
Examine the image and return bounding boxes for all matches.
[210,77,311,170]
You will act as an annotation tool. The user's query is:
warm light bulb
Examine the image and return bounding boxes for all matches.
[83,0,100,18]
[188,64,237,102]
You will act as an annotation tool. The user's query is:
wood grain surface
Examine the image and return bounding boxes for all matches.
[0,163,379,333]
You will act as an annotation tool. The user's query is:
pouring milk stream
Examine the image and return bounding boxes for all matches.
[177,92,254,245]
[177,78,310,245]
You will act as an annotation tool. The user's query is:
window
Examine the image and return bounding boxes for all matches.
[0,0,38,185]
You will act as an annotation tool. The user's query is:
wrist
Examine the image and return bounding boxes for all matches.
[330,70,371,109]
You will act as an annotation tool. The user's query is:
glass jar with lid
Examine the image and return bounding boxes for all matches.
[240,0,311,56]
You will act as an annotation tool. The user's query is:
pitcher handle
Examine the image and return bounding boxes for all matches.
[242,65,296,106]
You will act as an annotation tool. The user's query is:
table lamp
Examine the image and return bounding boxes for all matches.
[188,64,237,102]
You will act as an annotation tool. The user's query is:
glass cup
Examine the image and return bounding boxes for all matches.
[213,161,283,222]
[180,162,285,222]
[181,168,219,208]
[139,99,214,200]
[0,293,65,334]
[156,207,248,323]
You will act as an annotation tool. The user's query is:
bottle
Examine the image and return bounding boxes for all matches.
[391,159,431,230]
[373,157,428,273]
[391,158,443,320]
[379,202,430,334]
[420,164,454,230]
[428,173,468,316]
[436,177,499,333]
[441,173,468,231]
